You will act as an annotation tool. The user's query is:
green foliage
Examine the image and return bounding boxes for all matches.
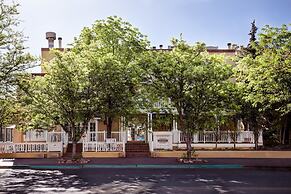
[0,0,35,96]
[0,0,35,132]
[236,24,291,116]
[22,16,149,141]
[139,38,234,158]
[21,51,95,141]
[236,23,291,145]
[72,16,149,136]
[142,38,234,132]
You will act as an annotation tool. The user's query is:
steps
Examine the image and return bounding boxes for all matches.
[125,141,150,157]
[63,143,83,158]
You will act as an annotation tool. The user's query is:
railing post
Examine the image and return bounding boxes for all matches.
[259,130,263,144]
[47,142,50,152]
[228,130,231,143]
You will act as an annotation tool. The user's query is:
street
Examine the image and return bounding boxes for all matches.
[1,168,291,193]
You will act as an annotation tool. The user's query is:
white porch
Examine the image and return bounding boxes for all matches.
[0,115,264,155]
[0,131,68,154]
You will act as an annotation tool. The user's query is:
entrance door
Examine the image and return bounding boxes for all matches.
[127,115,147,142]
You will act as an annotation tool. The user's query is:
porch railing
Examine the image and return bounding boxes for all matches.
[0,142,66,154]
[0,143,48,153]
[24,130,47,142]
[83,142,124,152]
[47,132,68,143]
[84,131,125,142]
[177,130,262,144]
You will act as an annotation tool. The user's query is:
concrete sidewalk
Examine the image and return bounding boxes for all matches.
[1,158,288,169]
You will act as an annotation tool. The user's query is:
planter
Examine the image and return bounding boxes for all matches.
[177,158,208,164]
[58,158,90,164]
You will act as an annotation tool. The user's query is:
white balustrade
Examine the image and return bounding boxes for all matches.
[47,132,65,142]
[177,130,259,144]
[24,130,47,142]
[83,142,124,152]
[0,143,15,153]
[0,143,48,153]
[84,131,125,143]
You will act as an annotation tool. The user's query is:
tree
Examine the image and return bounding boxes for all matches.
[247,20,258,58]
[236,24,291,146]
[0,0,34,96]
[141,39,233,158]
[0,0,34,136]
[22,51,96,158]
[72,16,149,137]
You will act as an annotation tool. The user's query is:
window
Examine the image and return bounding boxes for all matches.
[89,123,96,132]
[0,128,13,142]
[89,122,96,141]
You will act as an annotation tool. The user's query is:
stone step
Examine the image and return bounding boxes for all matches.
[125,145,149,148]
[125,142,150,158]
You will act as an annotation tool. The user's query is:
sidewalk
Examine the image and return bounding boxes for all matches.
[0,157,289,169]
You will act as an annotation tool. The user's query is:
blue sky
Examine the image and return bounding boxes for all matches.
[18,0,291,72]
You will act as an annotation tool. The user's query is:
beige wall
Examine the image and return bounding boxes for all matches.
[98,118,120,132]
[41,48,65,73]
[12,129,23,143]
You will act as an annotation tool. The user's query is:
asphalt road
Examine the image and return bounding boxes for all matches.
[1,168,291,194]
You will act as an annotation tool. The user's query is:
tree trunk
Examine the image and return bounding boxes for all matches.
[106,116,113,138]
[72,140,77,159]
[282,115,290,144]
[282,118,286,145]
[254,128,259,150]
[286,114,291,144]
[186,131,192,159]
[250,116,259,150]
[0,125,3,141]
[70,124,78,159]
[215,127,219,150]
[233,133,236,149]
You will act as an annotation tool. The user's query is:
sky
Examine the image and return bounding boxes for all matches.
[17,0,291,72]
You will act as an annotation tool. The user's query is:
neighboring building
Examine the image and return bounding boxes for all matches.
[0,32,262,158]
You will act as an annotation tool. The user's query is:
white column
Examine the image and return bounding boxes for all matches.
[148,113,154,152]
[95,118,98,143]
[172,118,179,143]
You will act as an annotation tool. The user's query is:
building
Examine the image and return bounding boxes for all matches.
[0,32,263,158]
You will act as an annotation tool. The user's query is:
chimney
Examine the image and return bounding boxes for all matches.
[46,32,56,48]
[227,43,232,49]
[159,45,163,49]
[232,44,238,49]
[58,37,62,48]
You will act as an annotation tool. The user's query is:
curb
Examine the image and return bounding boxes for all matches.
[1,164,291,170]
[0,165,30,169]
[0,164,243,169]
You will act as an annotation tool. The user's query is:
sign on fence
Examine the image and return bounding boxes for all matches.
[153,132,173,150]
